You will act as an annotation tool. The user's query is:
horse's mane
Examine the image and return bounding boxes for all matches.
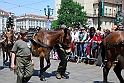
[54,28,71,35]
[38,29,63,35]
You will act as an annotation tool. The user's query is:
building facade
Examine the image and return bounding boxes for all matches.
[0,9,54,32]
[16,14,54,31]
[0,9,9,32]
[54,0,123,30]
[93,1,120,30]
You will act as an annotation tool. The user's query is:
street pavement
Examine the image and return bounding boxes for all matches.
[0,55,123,83]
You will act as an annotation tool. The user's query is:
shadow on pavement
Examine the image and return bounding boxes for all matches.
[44,71,70,79]
[0,66,4,70]
[0,62,10,70]
[33,69,39,76]
[5,62,10,66]
[94,81,114,83]
[33,69,70,79]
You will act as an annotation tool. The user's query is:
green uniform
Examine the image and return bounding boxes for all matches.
[11,39,33,83]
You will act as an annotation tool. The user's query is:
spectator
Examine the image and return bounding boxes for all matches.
[91,30,102,58]
[111,27,116,33]
[76,27,88,64]
[86,27,96,58]
[115,23,123,31]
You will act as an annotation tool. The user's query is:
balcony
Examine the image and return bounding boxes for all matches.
[86,13,116,18]
[104,13,116,18]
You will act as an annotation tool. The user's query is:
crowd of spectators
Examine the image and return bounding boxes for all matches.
[50,24,124,66]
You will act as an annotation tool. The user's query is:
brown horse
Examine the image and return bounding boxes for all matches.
[1,30,15,66]
[30,28,72,81]
[102,31,124,83]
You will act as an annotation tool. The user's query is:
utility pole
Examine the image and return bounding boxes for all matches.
[98,0,104,30]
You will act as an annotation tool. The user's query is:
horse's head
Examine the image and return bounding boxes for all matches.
[5,30,14,46]
[54,28,72,53]
[62,28,72,48]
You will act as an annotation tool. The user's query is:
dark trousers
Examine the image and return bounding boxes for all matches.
[56,48,67,74]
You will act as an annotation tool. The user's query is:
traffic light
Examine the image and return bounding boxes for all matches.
[99,1,104,16]
[114,11,124,25]
[10,17,14,27]
[6,21,9,28]
[6,17,14,29]
[6,17,11,28]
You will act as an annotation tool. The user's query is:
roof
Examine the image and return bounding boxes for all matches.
[0,9,9,16]
[93,0,122,5]
[16,14,54,20]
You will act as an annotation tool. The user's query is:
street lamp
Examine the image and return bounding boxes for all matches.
[44,5,54,20]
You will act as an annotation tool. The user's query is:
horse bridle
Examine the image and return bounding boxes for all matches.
[5,31,15,47]
[31,28,71,50]
[106,34,124,50]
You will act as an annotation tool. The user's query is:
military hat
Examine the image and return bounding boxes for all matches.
[20,28,28,34]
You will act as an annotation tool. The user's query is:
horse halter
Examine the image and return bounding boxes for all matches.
[5,31,15,47]
[106,34,124,50]
[61,29,72,49]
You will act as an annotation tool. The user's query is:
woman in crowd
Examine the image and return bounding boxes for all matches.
[91,30,102,58]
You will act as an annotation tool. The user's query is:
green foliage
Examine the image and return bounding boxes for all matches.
[51,20,59,29]
[51,0,87,29]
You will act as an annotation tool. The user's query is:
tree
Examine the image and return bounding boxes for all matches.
[50,20,59,29]
[51,0,87,29]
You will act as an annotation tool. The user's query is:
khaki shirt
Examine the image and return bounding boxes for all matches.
[11,39,32,56]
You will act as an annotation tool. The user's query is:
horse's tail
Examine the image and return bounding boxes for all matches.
[99,41,106,67]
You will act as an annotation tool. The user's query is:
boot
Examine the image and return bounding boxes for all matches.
[61,72,66,79]
[56,72,61,79]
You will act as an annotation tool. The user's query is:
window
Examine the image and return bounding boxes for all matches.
[106,8,107,15]
[114,10,116,15]
[94,9,96,15]
[105,21,107,25]
[1,12,4,15]
[110,9,111,15]
[109,21,111,25]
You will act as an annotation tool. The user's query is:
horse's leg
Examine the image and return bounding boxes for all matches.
[4,51,8,62]
[7,52,11,67]
[103,61,112,83]
[39,53,46,81]
[43,54,51,72]
[113,63,124,83]
[2,50,6,66]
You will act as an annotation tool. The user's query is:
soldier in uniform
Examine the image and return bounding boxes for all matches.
[55,44,67,79]
[10,28,34,83]
[55,24,68,79]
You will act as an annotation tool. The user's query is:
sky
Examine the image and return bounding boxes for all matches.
[0,0,54,16]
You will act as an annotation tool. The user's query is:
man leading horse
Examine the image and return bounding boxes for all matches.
[30,25,72,81]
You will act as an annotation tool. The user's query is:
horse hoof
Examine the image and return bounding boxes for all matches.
[40,75,46,81]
